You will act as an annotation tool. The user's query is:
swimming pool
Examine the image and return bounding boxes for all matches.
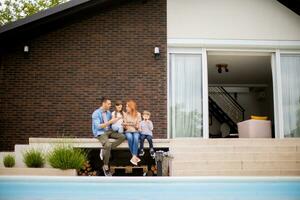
[0,176,299,200]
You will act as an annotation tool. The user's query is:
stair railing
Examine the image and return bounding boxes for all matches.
[208,87,245,124]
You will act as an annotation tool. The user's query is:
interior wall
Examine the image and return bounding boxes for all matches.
[233,87,273,120]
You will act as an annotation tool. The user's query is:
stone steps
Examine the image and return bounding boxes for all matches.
[29,137,170,148]
[170,146,299,153]
[172,152,300,161]
[5,138,300,176]
[171,160,300,171]
[169,139,300,176]
[171,170,300,176]
[170,138,300,145]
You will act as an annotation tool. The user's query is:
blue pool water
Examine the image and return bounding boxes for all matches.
[0,176,300,200]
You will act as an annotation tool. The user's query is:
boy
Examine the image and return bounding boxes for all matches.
[139,110,155,158]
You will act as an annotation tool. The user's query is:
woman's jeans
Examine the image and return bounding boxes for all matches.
[125,132,139,156]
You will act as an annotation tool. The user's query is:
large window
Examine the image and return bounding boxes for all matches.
[280,54,300,137]
[169,53,203,137]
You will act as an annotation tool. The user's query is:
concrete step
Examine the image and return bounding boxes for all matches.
[0,168,77,176]
[172,152,300,161]
[171,160,300,171]
[170,145,299,153]
[29,137,170,148]
[170,138,300,146]
[171,170,300,176]
[14,144,52,168]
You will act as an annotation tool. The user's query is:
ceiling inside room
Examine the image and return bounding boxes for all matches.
[208,53,272,85]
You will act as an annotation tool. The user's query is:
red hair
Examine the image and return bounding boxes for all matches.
[126,100,137,117]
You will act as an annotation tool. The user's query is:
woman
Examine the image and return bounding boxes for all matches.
[123,100,141,165]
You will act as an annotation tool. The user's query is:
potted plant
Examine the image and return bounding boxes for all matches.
[48,145,87,171]
[3,154,15,168]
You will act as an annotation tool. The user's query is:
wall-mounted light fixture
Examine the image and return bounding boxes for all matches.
[23,45,29,58]
[24,45,29,53]
[154,46,160,60]
[216,64,229,73]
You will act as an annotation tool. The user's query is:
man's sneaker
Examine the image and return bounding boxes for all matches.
[150,149,155,158]
[102,166,112,176]
[99,149,103,161]
[139,149,145,157]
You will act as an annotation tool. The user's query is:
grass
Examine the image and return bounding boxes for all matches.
[23,149,45,168]
[48,145,87,170]
[3,154,15,168]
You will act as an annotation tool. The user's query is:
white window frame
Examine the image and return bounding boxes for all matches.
[276,50,300,138]
[167,39,300,139]
[167,47,208,139]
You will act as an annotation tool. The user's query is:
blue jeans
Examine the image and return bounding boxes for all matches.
[139,134,154,150]
[125,132,140,156]
[112,123,124,133]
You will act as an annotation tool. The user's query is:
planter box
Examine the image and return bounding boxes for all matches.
[0,168,77,176]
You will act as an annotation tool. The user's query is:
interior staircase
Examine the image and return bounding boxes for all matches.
[169,138,300,176]
[209,86,245,137]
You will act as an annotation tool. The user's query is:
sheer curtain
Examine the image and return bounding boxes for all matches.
[169,54,203,137]
[280,54,300,137]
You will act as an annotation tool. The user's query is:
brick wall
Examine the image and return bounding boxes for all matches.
[0,0,167,151]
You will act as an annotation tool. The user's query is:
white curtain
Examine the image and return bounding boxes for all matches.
[280,54,300,137]
[169,54,203,137]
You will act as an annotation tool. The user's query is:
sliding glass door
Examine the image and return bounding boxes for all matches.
[280,54,300,137]
[168,51,205,138]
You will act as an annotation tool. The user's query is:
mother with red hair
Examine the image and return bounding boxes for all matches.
[123,100,142,165]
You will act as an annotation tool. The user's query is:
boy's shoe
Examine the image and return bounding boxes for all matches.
[139,149,145,157]
[150,149,155,158]
[102,166,112,176]
[99,149,103,160]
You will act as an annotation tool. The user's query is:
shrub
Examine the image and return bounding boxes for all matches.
[3,154,15,168]
[48,145,87,170]
[23,149,45,168]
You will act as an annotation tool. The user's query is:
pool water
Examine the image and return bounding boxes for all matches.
[0,176,299,200]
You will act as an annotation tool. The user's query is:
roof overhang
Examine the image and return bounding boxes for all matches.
[0,0,132,45]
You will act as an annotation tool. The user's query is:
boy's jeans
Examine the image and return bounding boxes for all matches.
[139,134,154,150]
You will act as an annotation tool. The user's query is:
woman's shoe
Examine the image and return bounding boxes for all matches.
[130,158,138,166]
[136,157,141,163]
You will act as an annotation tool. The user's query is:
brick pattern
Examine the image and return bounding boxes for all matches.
[0,0,167,151]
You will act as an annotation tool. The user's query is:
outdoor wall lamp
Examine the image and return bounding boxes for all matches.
[24,45,29,53]
[23,45,29,58]
[216,64,229,73]
[154,46,160,60]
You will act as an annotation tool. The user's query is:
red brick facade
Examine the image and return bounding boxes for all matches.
[0,0,167,150]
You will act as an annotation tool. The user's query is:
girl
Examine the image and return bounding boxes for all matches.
[123,100,141,165]
[111,100,125,133]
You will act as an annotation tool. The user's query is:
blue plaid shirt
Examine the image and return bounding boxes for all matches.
[92,108,112,137]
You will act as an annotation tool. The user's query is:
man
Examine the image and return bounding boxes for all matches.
[92,96,126,176]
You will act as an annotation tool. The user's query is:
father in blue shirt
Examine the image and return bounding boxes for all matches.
[92,96,125,176]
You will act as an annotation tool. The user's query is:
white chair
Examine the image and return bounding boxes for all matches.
[237,119,272,138]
